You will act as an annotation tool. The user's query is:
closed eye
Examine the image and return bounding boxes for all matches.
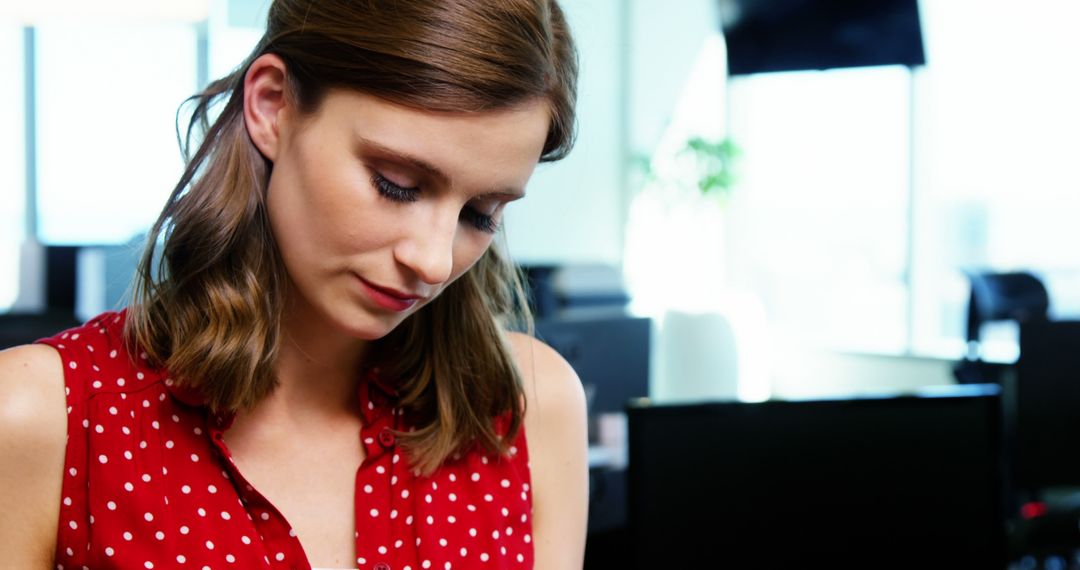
[372,173,419,203]
[461,206,499,234]
[375,171,501,234]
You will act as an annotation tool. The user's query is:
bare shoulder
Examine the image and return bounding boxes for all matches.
[505,331,588,568]
[0,344,68,568]
[505,331,585,416]
[0,343,67,437]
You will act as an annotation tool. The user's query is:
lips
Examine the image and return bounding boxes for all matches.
[356,276,421,312]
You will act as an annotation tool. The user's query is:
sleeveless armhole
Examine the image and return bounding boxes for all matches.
[35,313,119,564]
[495,411,531,471]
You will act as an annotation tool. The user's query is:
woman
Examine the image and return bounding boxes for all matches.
[0,1,588,568]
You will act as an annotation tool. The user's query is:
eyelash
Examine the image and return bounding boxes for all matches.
[372,173,499,234]
[372,173,418,203]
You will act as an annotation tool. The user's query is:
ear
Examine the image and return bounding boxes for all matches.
[243,53,290,162]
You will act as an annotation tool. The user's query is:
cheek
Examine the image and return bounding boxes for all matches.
[265,171,307,256]
[268,149,386,258]
[448,234,495,282]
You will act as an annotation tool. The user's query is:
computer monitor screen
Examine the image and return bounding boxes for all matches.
[627,388,1005,567]
[1016,321,1080,491]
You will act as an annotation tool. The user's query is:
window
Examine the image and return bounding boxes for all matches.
[1,7,264,313]
[34,22,197,245]
[725,66,912,354]
[0,26,25,310]
[636,0,1080,362]
[909,0,1080,360]
[731,0,1080,359]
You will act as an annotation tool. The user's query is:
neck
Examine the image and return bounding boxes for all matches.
[260,298,371,424]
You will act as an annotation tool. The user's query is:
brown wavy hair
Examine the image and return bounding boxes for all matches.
[126,0,577,474]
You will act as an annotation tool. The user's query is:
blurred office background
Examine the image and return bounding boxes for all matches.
[3,0,1080,565]
[3,0,1079,398]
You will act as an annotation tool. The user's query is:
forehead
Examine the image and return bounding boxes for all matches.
[301,90,551,192]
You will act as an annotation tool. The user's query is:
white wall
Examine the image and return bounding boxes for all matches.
[504,0,721,267]
[0,26,27,311]
[503,0,626,266]
[627,0,719,156]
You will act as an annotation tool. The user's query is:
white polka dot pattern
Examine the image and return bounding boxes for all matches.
[41,311,535,569]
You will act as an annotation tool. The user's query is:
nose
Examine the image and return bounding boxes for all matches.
[394,210,457,286]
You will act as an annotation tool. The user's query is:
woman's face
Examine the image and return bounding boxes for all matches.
[264,90,550,340]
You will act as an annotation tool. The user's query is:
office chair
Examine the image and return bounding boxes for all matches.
[953,270,1049,384]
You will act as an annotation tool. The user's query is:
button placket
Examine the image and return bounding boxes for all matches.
[378,427,396,448]
[356,380,400,570]
[207,424,309,569]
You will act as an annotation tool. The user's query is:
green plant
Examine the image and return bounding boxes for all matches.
[682,136,740,197]
[632,136,741,201]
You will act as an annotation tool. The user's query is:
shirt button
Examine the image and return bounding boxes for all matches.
[374,563,391,570]
[378,428,396,448]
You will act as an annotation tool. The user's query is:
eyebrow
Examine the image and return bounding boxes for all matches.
[356,136,526,200]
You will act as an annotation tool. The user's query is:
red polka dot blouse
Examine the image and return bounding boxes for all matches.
[39,311,534,570]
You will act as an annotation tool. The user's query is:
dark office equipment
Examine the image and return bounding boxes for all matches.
[1010,493,1080,565]
[627,387,1006,568]
[521,265,560,318]
[521,264,630,319]
[45,245,80,313]
[534,315,650,421]
[720,0,926,76]
[0,245,84,349]
[0,310,82,349]
[965,271,1050,354]
[1015,321,1080,492]
[534,314,649,544]
[955,270,1050,385]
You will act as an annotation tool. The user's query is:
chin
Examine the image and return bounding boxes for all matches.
[332,310,410,342]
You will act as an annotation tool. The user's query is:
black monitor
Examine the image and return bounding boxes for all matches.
[721,0,926,76]
[627,387,1006,568]
[1015,321,1080,492]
